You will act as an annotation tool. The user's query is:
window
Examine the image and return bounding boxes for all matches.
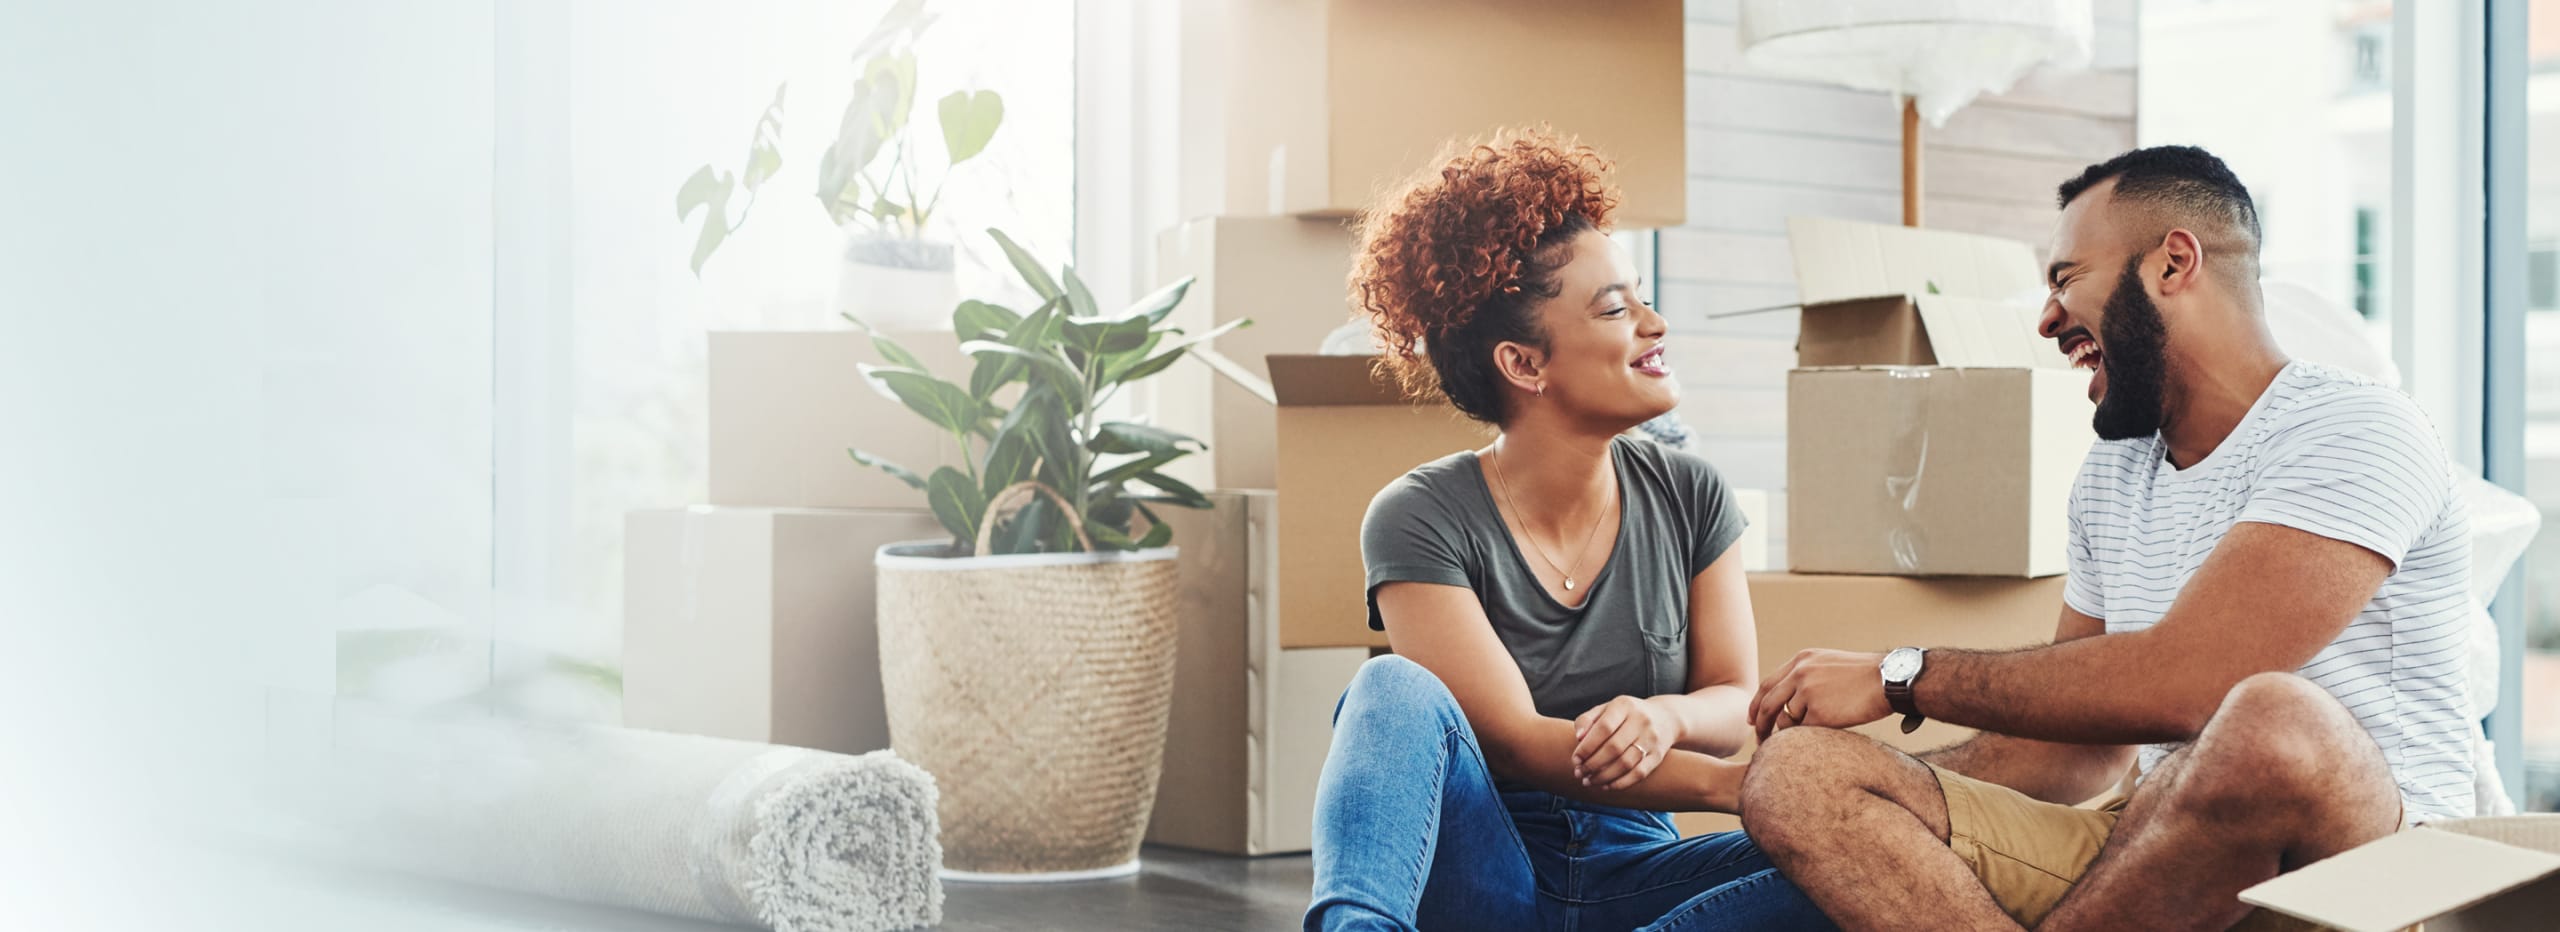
[2518,0,2560,813]
[2529,244,2558,312]
[2142,1,2397,348]
[476,0,1078,720]
[2355,206,2381,318]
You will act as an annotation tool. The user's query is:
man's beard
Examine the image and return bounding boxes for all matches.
[2092,256,2171,441]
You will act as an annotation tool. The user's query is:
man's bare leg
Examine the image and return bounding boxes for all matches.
[2039,672,2401,932]
[1742,727,2019,931]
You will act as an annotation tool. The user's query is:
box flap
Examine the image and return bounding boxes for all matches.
[1785,218,2057,369]
[2431,815,2560,852]
[1786,216,2044,306]
[1267,354,1405,407]
[1912,296,2070,369]
[2239,825,2560,932]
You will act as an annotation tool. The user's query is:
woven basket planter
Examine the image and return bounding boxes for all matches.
[874,535,1181,880]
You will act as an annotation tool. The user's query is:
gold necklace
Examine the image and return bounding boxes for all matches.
[1484,443,1613,592]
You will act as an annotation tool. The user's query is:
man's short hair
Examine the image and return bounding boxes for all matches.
[2058,145,2263,263]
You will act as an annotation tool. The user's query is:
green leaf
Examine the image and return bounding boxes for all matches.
[1135,521,1173,549]
[1062,267,1100,319]
[675,166,735,276]
[1108,317,1252,385]
[926,467,986,544]
[980,429,1036,500]
[1099,330,1166,384]
[1089,422,1206,457]
[1061,316,1153,357]
[860,365,980,436]
[676,165,731,221]
[1090,450,1182,488]
[817,51,914,215]
[968,351,1022,401]
[1103,331,1178,383]
[1084,518,1140,551]
[1108,344,1188,384]
[988,228,1061,301]
[1133,471,1213,509]
[742,83,787,191]
[849,448,927,491]
[995,491,1068,555]
[1087,493,1134,530]
[1035,404,1084,494]
[937,89,1003,166]
[842,314,926,370]
[951,300,1022,342]
[866,51,919,143]
[1120,277,1193,325]
[849,0,931,61]
[960,341,1089,411]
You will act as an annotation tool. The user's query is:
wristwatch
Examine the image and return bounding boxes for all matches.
[1880,647,1927,734]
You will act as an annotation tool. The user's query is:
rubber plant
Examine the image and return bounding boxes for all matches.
[847,228,1249,555]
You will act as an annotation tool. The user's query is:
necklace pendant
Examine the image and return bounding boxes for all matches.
[1563,577,1577,591]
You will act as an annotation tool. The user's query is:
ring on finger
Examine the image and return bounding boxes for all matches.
[1783,704,1802,721]
[1633,743,1649,759]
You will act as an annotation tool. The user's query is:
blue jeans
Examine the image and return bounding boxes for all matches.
[1305,656,1835,932]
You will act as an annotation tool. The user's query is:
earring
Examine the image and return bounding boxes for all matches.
[1535,384,1546,397]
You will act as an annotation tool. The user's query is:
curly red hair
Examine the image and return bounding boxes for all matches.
[1348,126,1621,422]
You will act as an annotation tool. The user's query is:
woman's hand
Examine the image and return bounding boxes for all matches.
[1571,696,1683,790]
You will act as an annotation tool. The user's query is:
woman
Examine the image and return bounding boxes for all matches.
[1302,129,1831,932]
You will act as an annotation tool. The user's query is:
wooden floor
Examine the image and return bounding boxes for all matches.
[940,847,1315,931]
[257,845,1317,931]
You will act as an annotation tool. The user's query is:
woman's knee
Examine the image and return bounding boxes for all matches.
[1335,654,1462,728]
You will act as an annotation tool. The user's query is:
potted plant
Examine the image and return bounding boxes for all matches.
[853,227,1246,880]
[676,0,1003,331]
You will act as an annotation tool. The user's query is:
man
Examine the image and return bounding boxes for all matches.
[1738,146,2474,931]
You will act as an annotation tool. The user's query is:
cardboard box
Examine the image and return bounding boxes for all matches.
[1675,572,2066,836]
[1154,216,1359,491]
[1148,491,1367,855]
[2241,815,2560,931]
[621,507,944,753]
[708,331,1007,510]
[1781,218,2096,577]
[1734,488,1771,572]
[1215,0,1685,228]
[1268,354,1494,649]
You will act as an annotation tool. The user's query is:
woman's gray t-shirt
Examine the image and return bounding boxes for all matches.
[1360,435,1747,721]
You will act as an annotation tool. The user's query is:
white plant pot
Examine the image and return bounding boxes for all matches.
[836,234,959,332]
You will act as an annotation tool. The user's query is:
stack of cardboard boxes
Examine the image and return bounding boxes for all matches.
[1145,0,1688,855]
[1673,218,2099,836]
[620,331,969,757]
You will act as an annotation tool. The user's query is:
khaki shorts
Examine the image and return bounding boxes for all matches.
[1930,765,2318,931]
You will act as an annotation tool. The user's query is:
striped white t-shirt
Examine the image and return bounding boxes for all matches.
[2064,360,2475,820]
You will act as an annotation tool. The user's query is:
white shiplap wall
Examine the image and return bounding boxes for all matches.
[1663,0,2140,556]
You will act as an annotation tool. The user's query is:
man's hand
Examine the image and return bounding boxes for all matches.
[1572,696,1683,790]
[1750,650,1892,742]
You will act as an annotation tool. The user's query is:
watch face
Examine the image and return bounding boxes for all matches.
[1881,649,1923,682]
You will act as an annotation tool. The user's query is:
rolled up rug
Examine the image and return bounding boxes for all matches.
[261,709,942,932]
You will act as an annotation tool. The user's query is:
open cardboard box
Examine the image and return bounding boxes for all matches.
[2240,815,2560,931]
[1191,353,1491,649]
[1783,217,2097,578]
[1152,216,1359,492]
